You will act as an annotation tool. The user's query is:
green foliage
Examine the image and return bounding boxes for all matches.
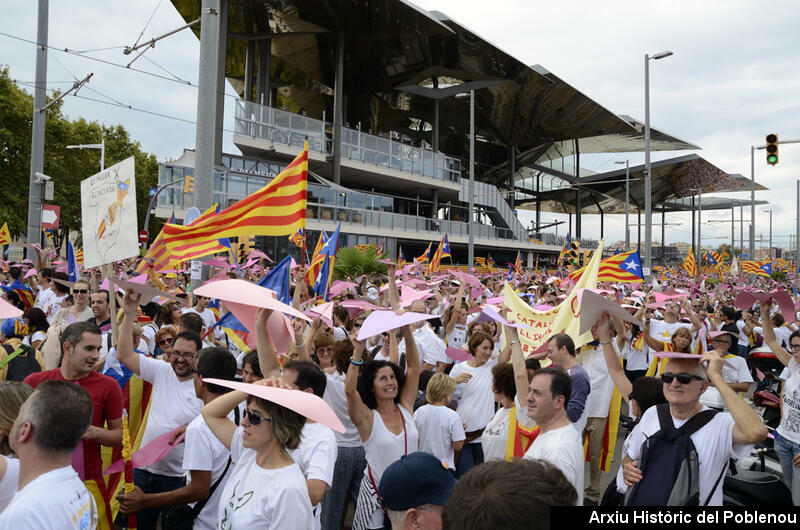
[0,66,159,244]
[771,269,787,282]
[333,246,388,280]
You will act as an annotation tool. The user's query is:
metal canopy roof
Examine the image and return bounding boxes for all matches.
[169,0,672,187]
[516,154,768,215]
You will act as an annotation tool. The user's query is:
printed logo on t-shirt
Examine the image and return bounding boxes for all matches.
[783,388,800,434]
[219,480,254,530]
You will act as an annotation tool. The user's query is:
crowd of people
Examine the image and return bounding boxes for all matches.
[0,250,797,529]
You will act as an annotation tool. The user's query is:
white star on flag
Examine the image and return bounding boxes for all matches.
[624,259,639,271]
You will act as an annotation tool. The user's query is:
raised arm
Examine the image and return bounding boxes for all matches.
[596,314,633,403]
[399,325,420,412]
[680,298,703,332]
[760,300,792,366]
[117,291,142,376]
[387,263,400,312]
[641,319,667,352]
[704,349,767,444]
[345,339,373,442]
[503,325,530,404]
[201,389,247,451]
[255,308,281,378]
[444,281,464,335]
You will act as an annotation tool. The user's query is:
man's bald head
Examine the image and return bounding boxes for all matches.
[409,300,426,313]
[664,358,706,379]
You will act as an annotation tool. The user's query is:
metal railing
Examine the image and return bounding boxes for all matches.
[234,99,461,183]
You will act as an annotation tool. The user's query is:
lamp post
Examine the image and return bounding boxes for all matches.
[615,160,630,250]
[66,139,105,171]
[644,50,673,279]
[764,209,773,259]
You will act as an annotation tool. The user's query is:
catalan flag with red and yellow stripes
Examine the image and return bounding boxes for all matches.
[741,260,771,277]
[162,143,308,250]
[683,249,697,276]
[568,250,644,283]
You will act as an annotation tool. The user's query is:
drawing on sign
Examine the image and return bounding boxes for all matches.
[81,157,138,268]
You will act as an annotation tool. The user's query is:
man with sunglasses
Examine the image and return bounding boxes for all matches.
[622,350,767,505]
[117,291,205,529]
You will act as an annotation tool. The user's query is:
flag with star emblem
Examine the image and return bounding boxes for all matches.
[568,250,644,282]
[740,260,771,277]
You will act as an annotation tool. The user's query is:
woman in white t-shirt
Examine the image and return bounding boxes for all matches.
[21,307,48,350]
[202,387,314,528]
[413,373,465,469]
[481,326,537,462]
[449,330,511,477]
[759,301,800,505]
[346,326,420,530]
[443,282,468,350]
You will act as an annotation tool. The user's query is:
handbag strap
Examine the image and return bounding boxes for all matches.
[189,406,240,519]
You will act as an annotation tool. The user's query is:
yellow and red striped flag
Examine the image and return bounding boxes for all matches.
[136,204,228,273]
[428,234,451,275]
[414,242,432,264]
[740,260,771,277]
[162,143,308,250]
[514,251,523,274]
[304,231,329,286]
[0,223,11,246]
[75,247,84,267]
[683,249,697,276]
[289,228,305,249]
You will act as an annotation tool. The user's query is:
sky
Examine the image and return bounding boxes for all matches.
[3,1,800,251]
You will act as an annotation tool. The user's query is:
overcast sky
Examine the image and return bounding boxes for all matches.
[3,1,800,251]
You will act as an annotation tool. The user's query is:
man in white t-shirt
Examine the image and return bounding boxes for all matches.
[0,380,98,529]
[699,332,753,410]
[523,367,585,505]
[184,294,224,344]
[117,291,204,530]
[33,268,55,311]
[622,351,767,505]
[117,346,239,529]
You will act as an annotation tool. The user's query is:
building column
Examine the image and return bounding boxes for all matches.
[244,40,254,102]
[574,139,581,238]
[256,39,271,106]
[333,32,344,185]
[194,0,226,211]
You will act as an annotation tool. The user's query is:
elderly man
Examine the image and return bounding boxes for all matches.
[378,452,457,530]
[699,331,753,411]
[622,350,767,505]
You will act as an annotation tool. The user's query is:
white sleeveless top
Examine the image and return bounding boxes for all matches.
[363,406,419,484]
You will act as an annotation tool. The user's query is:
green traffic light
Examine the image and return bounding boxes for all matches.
[767,154,778,164]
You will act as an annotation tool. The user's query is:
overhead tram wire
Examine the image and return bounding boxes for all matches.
[1,30,248,103]
[131,0,164,49]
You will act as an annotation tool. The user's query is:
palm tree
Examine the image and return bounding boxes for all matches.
[334,246,388,280]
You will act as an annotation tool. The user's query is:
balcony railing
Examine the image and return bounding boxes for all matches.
[234,99,461,183]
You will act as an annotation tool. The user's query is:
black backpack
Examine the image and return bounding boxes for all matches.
[624,404,725,506]
[2,343,42,382]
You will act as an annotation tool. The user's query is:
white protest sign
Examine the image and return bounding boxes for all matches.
[80,157,138,268]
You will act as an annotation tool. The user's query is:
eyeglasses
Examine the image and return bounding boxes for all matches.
[353,321,363,328]
[158,338,174,346]
[244,409,273,426]
[790,343,800,351]
[172,350,195,360]
[710,339,731,345]
[661,372,705,385]
[73,289,89,294]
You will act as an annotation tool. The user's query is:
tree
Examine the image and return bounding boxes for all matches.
[0,66,159,247]
[333,246,388,280]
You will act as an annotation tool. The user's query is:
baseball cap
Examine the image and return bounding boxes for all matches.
[378,452,457,511]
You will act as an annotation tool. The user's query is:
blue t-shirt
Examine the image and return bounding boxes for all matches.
[566,364,591,423]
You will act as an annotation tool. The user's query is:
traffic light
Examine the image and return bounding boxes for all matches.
[766,134,778,165]
[567,240,580,267]
[183,175,195,193]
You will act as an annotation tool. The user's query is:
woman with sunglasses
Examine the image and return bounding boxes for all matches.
[346,326,420,530]
[202,384,313,528]
[49,280,93,329]
[594,315,667,505]
[153,327,176,361]
[155,301,183,329]
[759,300,800,505]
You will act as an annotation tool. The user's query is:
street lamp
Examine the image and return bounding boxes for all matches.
[644,50,673,280]
[763,209,773,259]
[67,139,105,171]
[615,160,630,250]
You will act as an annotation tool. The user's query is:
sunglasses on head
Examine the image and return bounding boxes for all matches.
[661,372,705,385]
[244,409,273,426]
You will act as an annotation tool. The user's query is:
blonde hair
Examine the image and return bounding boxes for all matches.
[0,381,34,455]
[425,372,457,405]
[671,327,693,353]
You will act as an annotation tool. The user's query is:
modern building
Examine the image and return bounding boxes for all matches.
[155,0,767,268]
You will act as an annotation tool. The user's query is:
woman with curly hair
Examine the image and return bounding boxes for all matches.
[346,326,420,530]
